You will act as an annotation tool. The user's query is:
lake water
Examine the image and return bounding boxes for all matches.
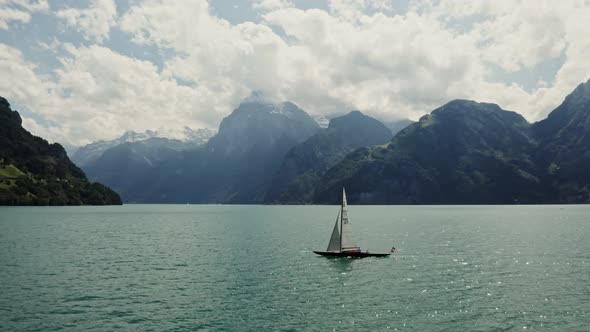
[0,205,589,331]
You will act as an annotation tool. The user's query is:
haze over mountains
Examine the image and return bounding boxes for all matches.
[74,79,590,205]
[77,100,407,203]
[3,79,590,205]
[84,101,322,203]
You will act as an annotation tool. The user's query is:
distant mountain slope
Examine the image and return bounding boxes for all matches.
[122,101,321,203]
[532,79,590,202]
[312,79,590,204]
[386,119,414,135]
[83,137,192,201]
[265,111,392,203]
[313,100,544,204]
[75,127,215,202]
[73,127,215,167]
[0,97,121,205]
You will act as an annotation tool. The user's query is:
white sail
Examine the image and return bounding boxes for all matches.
[326,211,341,252]
[340,188,359,250]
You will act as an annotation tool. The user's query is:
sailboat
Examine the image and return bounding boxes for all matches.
[313,188,392,258]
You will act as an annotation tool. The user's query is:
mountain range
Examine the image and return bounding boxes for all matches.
[103,101,321,203]
[79,101,404,203]
[72,127,215,167]
[79,79,590,204]
[313,79,590,204]
[0,97,121,205]
[5,79,590,205]
[264,110,393,203]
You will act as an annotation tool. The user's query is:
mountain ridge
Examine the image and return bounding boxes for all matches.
[531,79,590,202]
[312,80,590,204]
[20,79,590,205]
[264,110,392,203]
[73,127,215,167]
[0,97,122,205]
[87,100,321,203]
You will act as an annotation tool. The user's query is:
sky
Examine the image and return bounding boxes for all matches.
[1,0,590,146]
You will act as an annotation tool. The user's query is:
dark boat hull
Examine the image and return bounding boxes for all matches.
[313,251,391,258]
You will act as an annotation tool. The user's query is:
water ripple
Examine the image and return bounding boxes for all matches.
[0,205,589,331]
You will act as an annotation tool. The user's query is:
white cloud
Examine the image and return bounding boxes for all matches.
[328,0,368,21]
[3,0,590,146]
[120,0,288,110]
[52,44,234,145]
[0,42,226,145]
[252,0,293,11]
[419,0,590,119]
[0,43,54,106]
[0,0,48,29]
[368,0,394,11]
[117,0,590,126]
[119,0,212,50]
[0,43,65,142]
[0,0,48,11]
[256,6,490,119]
[425,1,567,72]
[0,6,30,29]
[56,0,117,43]
[327,0,395,21]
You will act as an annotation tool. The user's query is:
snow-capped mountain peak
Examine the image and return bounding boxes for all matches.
[72,127,216,167]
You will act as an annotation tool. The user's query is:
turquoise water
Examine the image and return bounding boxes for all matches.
[0,205,589,331]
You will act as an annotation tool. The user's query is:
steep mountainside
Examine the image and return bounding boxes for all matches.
[265,111,392,203]
[314,100,545,204]
[124,101,320,203]
[532,79,590,202]
[0,97,121,205]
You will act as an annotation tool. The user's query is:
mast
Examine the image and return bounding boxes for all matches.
[340,187,344,252]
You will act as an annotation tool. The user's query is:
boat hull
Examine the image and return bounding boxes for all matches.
[313,251,391,258]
